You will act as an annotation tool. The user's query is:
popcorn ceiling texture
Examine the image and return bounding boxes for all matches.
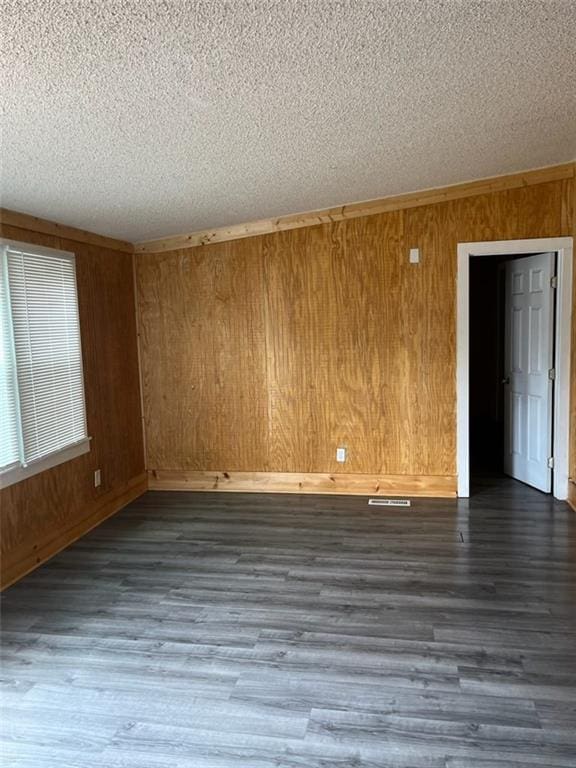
[2,0,575,241]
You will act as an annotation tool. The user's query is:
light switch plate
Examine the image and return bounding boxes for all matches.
[409,248,420,264]
[336,447,346,463]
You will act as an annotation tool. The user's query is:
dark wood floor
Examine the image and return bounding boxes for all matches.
[1,477,576,767]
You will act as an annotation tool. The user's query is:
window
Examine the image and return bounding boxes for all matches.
[0,239,89,488]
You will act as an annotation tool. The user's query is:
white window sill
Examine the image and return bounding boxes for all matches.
[0,438,91,490]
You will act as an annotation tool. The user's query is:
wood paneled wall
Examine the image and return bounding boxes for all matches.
[1,167,573,570]
[0,220,146,587]
[137,175,575,496]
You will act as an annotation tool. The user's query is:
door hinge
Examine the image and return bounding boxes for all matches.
[550,275,558,289]
[548,368,556,380]
[548,457,555,469]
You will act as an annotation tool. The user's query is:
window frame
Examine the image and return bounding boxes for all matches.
[0,238,91,490]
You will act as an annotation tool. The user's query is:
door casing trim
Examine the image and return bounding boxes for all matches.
[457,237,573,499]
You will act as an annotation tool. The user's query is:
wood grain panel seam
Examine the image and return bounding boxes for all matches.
[131,252,148,469]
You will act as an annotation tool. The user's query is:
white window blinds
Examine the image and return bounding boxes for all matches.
[0,241,89,485]
[0,253,21,469]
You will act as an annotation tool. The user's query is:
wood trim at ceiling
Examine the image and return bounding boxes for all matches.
[148,470,457,498]
[0,208,134,254]
[0,473,148,590]
[135,162,576,253]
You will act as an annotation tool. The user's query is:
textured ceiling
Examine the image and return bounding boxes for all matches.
[2,0,576,242]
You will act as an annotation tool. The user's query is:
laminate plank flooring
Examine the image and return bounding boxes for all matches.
[1,476,576,767]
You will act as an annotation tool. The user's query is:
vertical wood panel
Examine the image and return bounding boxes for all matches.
[0,223,145,584]
[336,214,405,473]
[137,240,268,471]
[402,201,457,474]
[136,177,575,486]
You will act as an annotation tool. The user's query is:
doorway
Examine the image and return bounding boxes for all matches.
[457,238,573,500]
[470,252,555,492]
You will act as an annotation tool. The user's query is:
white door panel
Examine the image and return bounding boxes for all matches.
[504,253,554,492]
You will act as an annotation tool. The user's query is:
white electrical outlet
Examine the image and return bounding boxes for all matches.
[409,248,420,264]
[336,447,346,463]
[94,469,101,488]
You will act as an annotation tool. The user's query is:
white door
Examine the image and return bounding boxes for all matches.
[504,253,555,492]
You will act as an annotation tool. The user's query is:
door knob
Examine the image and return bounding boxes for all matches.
[502,376,510,385]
